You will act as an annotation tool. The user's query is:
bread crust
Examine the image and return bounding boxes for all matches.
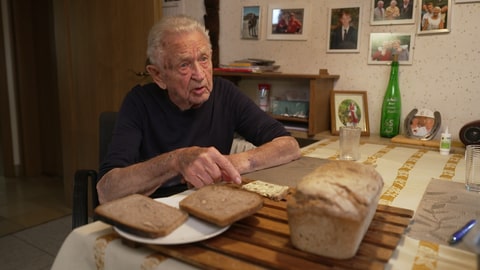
[287,161,384,259]
[94,194,188,238]
[179,184,263,227]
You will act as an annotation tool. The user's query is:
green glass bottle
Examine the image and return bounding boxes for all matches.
[380,54,401,138]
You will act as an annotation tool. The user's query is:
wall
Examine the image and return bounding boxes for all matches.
[217,0,480,140]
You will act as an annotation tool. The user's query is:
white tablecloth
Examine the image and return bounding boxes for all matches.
[53,138,477,270]
[301,138,476,270]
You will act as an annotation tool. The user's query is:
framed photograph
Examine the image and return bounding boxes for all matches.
[327,7,361,53]
[163,0,181,7]
[418,0,452,34]
[371,0,417,25]
[404,108,442,140]
[368,33,414,65]
[241,6,260,40]
[266,3,310,40]
[330,91,370,136]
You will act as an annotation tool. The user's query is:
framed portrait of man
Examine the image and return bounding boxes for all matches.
[327,7,361,53]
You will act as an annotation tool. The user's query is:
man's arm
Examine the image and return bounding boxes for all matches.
[97,135,301,203]
[97,146,241,203]
[227,136,301,175]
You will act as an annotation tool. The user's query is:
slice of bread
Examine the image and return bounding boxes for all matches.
[94,194,188,238]
[179,184,263,227]
[242,180,290,201]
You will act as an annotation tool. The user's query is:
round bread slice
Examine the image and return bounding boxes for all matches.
[94,194,188,238]
[179,184,263,227]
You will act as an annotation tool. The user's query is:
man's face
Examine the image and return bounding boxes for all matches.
[150,31,213,111]
[339,14,351,26]
[427,3,434,12]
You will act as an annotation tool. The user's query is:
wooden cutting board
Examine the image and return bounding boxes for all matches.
[123,194,414,270]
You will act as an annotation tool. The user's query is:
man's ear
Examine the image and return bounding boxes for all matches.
[146,64,167,89]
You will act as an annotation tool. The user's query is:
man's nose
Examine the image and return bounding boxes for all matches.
[191,62,205,80]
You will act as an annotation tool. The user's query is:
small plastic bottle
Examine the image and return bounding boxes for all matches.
[258,83,271,112]
[439,127,451,155]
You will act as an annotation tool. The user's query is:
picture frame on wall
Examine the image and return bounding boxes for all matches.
[266,2,310,40]
[327,7,361,53]
[241,6,260,40]
[330,91,370,136]
[368,33,414,65]
[371,0,417,25]
[163,0,181,7]
[418,0,452,34]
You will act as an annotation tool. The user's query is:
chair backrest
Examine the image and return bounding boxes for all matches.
[99,111,118,164]
[72,111,117,229]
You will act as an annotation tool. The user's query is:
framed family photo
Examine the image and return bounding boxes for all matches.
[368,33,414,65]
[330,91,370,136]
[241,6,260,40]
[418,0,452,34]
[371,0,417,25]
[327,7,361,53]
[266,2,311,40]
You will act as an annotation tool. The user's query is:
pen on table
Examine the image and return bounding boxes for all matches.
[448,219,477,245]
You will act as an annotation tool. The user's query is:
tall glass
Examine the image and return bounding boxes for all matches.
[466,145,480,192]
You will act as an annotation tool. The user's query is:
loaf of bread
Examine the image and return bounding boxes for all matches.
[94,194,188,238]
[179,184,263,227]
[287,161,384,259]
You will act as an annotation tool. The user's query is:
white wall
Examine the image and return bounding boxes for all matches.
[217,0,480,140]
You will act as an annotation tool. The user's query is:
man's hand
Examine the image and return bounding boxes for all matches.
[177,146,242,187]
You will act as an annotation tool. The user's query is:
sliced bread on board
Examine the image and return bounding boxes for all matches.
[179,184,263,227]
[242,180,290,201]
[94,194,188,238]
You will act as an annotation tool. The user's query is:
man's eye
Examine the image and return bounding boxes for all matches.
[179,62,190,68]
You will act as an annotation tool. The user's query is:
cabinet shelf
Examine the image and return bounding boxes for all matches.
[269,114,308,123]
[214,69,339,137]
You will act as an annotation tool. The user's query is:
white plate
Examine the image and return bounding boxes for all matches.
[114,191,230,245]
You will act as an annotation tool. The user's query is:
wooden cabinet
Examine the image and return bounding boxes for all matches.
[214,70,339,137]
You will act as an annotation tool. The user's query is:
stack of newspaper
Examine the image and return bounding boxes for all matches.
[215,58,280,73]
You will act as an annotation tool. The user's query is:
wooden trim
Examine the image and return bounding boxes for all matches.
[0,5,15,176]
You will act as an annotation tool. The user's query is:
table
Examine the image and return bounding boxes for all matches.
[52,138,478,269]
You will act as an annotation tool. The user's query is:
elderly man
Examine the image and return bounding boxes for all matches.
[97,15,301,203]
[374,1,386,21]
[399,0,414,19]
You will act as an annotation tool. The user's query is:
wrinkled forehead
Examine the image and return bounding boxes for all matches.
[162,31,211,55]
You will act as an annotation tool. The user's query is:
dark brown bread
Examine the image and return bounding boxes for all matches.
[94,194,188,238]
[179,184,263,227]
